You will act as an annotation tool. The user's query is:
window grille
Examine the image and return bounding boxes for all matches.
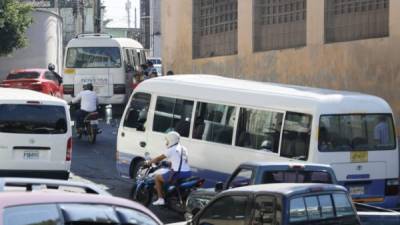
[325,0,389,43]
[253,0,307,52]
[193,0,238,59]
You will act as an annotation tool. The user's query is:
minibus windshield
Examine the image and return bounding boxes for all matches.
[0,104,67,134]
[66,47,121,68]
[319,114,396,151]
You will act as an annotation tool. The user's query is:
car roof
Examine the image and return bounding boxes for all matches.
[223,183,347,196]
[9,69,47,74]
[0,192,162,224]
[0,87,67,105]
[240,161,333,170]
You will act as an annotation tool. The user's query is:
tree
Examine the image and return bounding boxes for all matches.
[0,0,33,56]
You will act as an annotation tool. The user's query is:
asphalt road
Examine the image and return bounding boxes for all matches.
[69,120,184,224]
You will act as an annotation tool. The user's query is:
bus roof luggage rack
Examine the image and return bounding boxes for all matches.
[0,177,110,195]
[76,33,113,39]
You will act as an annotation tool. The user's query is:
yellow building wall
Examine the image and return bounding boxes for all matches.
[162,0,400,128]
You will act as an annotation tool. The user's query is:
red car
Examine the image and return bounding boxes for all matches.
[0,69,63,98]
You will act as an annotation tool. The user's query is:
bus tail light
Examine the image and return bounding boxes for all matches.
[66,137,72,161]
[113,84,126,94]
[63,84,74,95]
[385,178,399,196]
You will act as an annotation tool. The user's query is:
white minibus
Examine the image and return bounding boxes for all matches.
[63,33,146,106]
[116,75,399,208]
[0,88,72,179]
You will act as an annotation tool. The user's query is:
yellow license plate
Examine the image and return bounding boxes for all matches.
[351,151,368,163]
[64,68,76,74]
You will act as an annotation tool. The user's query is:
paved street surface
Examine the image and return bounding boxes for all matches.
[69,120,184,223]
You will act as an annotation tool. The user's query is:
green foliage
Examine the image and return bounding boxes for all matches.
[0,0,33,56]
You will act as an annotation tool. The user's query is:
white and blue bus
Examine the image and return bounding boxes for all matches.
[63,33,146,106]
[116,75,399,208]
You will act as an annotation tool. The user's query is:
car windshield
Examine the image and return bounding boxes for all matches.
[7,72,40,80]
[66,47,121,68]
[262,170,332,184]
[0,104,67,134]
[319,114,396,152]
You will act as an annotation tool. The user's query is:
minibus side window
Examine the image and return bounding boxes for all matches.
[192,102,236,145]
[280,112,312,160]
[153,96,194,137]
[236,107,283,152]
[124,93,151,131]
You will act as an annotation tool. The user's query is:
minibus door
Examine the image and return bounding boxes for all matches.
[120,92,151,158]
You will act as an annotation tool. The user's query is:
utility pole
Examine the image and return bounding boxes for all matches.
[93,0,101,33]
[126,0,131,28]
[134,7,137,28]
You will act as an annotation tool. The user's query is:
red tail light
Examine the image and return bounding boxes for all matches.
[30,82,43,91]
[66,137,72,161]
[197,179,205,187]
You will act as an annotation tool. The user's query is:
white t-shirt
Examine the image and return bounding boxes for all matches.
[72,90,98,112]
[165,144,190,172]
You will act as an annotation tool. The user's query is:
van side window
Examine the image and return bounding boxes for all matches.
[228,168,253,188]
[153,96,194,137]
[252,195,277,225]
[192,102,236,145]
[4,204,61,225]
[333,193,355,217]
[124,93,151,131]
[280,112,312,160]
[289,197,307,223]
[236,108,283,152]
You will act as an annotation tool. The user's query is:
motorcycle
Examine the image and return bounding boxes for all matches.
[77,111,101,144]
[131,160,205,213]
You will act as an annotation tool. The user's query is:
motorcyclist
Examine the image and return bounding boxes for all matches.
[145,131,191,205]
[71,83,98,132]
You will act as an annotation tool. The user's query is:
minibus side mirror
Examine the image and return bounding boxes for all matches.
[214,182,224,192]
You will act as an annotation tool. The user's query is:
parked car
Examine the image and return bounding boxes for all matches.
[0,178,163,225]
[186,161,337,217]
[0,88,72,180]
[0,68,63,98]
[185,183,361,225]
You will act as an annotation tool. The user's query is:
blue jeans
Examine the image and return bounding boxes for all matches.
[161,170,191,183]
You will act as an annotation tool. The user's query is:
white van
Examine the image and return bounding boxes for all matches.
[116,75,399,208]
[0,88,72,179]
[63,34,147,106]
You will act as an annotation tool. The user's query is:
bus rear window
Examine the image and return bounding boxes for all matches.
[319,114,396,152]
[7,72,40,80]
[0,104,67,134]
[66,47,121,68]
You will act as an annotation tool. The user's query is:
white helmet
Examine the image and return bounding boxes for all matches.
[165,131,180,148]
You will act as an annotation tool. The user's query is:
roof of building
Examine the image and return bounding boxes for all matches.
[137,75,391,114]
[0,88,66,105]
[223,183,347,196]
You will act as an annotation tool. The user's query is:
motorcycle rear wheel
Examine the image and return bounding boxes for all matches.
[88,126,97,144]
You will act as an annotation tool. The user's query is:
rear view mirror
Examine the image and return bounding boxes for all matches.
[214,182,224,192]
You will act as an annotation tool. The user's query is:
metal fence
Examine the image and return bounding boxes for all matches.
[253,0,307,52]
[325,0,389,43]
[193,0,238,59]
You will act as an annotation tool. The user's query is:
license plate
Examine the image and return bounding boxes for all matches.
[349,186,365,195]
[90,120,99,125]
[23,151,39,160]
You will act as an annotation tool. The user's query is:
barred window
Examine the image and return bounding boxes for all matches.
[253,0,307,52]
[325,0,389,43]
[193,0,238,58]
